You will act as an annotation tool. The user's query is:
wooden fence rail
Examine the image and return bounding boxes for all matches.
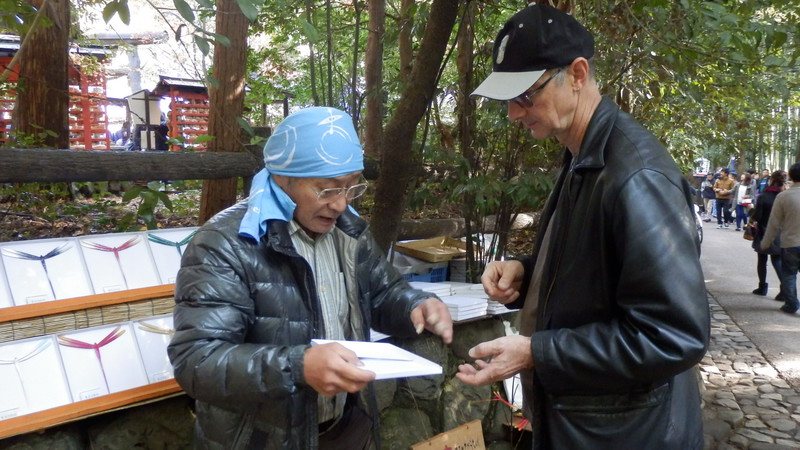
[0,148,262,183]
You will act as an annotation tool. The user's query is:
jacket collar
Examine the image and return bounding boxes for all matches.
[570,96,619,171]
[265,209,367,252]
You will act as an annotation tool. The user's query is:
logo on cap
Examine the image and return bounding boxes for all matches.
[496,35,509,64]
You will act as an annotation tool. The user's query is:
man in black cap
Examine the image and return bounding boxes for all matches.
[456,4,709,449]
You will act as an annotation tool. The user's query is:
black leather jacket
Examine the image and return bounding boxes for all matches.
[513,97,710,449]
[168,202,433,449]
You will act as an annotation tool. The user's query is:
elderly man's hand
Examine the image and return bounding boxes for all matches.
[410,297,453,344]
[481,260,525,304]
[303,342,376,397]
[455,335,533,386]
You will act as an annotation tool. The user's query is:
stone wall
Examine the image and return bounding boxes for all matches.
[1,313,525,450]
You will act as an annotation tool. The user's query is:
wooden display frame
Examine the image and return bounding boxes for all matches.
[0,285,173,323]
[0,284,183,439]
[0,379,182,439]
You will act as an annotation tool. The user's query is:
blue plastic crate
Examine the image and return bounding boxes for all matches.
[402,266,447,283]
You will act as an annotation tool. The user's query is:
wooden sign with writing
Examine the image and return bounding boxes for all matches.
[411,419,485,450]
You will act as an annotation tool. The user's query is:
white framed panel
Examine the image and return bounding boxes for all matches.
[132,314,175,383]
[145,227,198,285]
[57,323,149,401]
[0,256,13,309]
[77,232,161,293]
[0,238,93,305]
[0,336,72,420]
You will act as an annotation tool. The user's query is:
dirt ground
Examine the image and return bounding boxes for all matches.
[0,187,535,257]
[0,189,200,243]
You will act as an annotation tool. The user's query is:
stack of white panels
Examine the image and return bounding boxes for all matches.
[446,282,488,298]
[487,300,518,315]
[444,281,518,315]
[441,295,488,321]
[409,281,452,297]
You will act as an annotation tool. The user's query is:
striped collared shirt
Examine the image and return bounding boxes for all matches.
[288,221,349,425]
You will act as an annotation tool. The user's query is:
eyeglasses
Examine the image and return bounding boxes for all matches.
[509,68,563,108]
[310,182,369,203]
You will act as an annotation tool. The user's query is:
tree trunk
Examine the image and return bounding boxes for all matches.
[305,0,319,105]
[370,0,460,252]
[325,0,333,106]
[398,0,414,83]
[456,1,481,276]
[12,0,70,149]
[349,1,363,120]
[198,0,249,224]
[363,0,385,163]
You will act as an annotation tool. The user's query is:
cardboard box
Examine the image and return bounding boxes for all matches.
[394,237,467,263]
[412,419,485,449]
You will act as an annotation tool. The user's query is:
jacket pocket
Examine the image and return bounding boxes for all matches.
[546,383,672,449]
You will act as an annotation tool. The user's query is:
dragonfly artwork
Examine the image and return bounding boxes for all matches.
[0,337,72,418]
[58,326,127,395]
[133,315,175,383]
[1,243,71,301]
[137,320,174,337]
[57,324,149,400]
[145,228,198,284]
[79,234,161,292]
[146,230,197,258]
[80,237,141,291]
[0,241,93,304]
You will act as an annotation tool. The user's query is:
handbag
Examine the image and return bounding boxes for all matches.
[742,195,753,207]
[743,224,755,241]
[751,224,781,256]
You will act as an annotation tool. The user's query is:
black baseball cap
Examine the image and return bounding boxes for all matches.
[472,4,595,100]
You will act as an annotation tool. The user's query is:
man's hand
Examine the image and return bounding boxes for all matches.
[303,342,376,397]
[455,335,533,386]
[410,297,453,344]
[481,260,525,304]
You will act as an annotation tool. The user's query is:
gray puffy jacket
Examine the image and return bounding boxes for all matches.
[168,202,432,449]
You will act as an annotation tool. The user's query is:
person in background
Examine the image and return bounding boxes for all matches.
[750,170,786,298]
[110,121,130,146]
[714,168,735,229]
[710,170,722,219]
[761,162,800,315]
[455,4,709,449]
[168,107,453,449]
[757,168,771,198]
[732,172,754,231]
[701,173,716,222]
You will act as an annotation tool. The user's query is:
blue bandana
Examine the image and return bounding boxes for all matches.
[239,107,364,240]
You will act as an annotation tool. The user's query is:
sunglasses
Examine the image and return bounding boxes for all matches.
[509,68,563,108]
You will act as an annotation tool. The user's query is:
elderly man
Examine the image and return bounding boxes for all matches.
[455,5,709,449]
[168,107,453,449]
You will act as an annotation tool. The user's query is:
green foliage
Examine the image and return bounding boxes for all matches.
[0,183,126,238]
[235,0,259,22]
[120,182,174,230]
[5,0,800,247]
[102,0,130,25]
[3,126,57,149]
[578,0,800,172]
[165,134,213,150]
[0,0,43,35]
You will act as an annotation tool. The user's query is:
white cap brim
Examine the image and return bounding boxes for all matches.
[471,70,546,100]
